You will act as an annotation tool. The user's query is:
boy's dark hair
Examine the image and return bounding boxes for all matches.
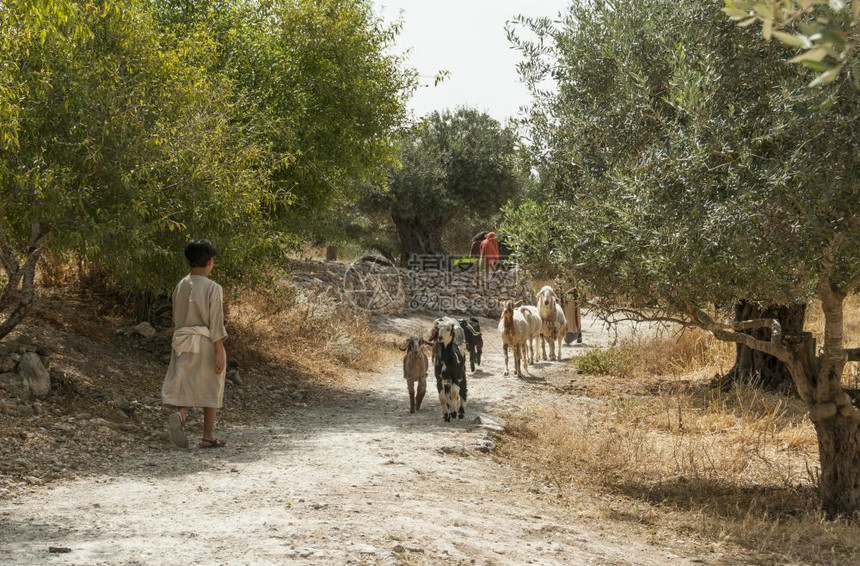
[184,239,217,268]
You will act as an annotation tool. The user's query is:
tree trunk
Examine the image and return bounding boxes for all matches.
[814,416,860,518]
[723,301,806,392]
[802,283,858,517]
[391,215,446,266]
[0,224,47,340]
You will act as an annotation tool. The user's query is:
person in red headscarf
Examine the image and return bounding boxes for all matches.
[479,232,500,272]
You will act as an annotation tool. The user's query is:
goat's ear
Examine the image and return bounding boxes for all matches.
[514,300,523,308]
[398,340,408,351]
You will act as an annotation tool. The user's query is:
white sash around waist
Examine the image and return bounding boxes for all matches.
[172,325,211,357]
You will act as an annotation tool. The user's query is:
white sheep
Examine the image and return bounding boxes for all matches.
[399,336,428,413]
[497,300,529,377]
[516,304,542,364]
[536,285,567,361]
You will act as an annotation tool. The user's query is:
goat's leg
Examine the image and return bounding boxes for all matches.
[521,343,529,374]
[408,378,416,413]
[458,369,467,419]
[438,378,449,421]
[416,377,426,411]
[556,334,564,361]
[540,334,548,361]
[449,386,460,421]
[513,344,520,377]
[503,343,510,376]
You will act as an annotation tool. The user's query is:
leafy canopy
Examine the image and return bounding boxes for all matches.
[504,0,860,310]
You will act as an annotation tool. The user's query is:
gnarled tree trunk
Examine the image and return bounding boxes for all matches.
[722,301,806,392]
[693,281,860,517]
[391,214,446,266]
[0,222,47,340]
[814,416,860,517]
[807,286,860,518]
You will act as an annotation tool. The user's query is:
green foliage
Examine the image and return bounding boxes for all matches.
[0,0,414,296]
[498,199,556,278]
[369,108,525,259]
[505,0,860,312]
[0,0,285,292]
[576,346,634,376]
[723,0,859,87]
[149,0,416,241]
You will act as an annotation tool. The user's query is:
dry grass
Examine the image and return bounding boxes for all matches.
[497,313,860,565]
[807,295,860,389]
[576,329,735,378]
[227,282,384,380]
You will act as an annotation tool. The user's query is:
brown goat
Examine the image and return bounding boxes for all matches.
[400,336,428,413]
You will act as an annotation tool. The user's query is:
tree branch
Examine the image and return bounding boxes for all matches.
[846,349,860,362]
[0,223,48,340]
[582,302,696,328]
[689,308,793,364]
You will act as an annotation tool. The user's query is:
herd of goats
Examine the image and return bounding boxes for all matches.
[399,285,583,421]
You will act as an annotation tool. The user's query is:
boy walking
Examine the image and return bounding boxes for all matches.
[162,239,228,448]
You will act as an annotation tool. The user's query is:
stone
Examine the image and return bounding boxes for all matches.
[0,342,17,356]
[473,439,496,453]
[0,372,29,400]
[19,352,50,398]
[226,369,243,385]
[133,322,157,338]
[439,445,468,457]
[0,356,17,373]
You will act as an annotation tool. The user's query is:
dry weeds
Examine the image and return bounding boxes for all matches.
[497,302,860,565]
[227,282,384,379]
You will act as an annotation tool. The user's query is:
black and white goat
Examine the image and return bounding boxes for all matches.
[428,317,467,421]
[399,336,428,413]
[458,317,483,372]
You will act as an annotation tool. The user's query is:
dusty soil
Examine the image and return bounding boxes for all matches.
[0,303,739,565]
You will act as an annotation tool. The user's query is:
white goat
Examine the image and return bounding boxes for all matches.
[400,336,428,413]
[516,304,542,364]
[497,300,529,377]
[536,285,567,361]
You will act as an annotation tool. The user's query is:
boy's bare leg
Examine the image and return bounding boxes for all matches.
[202,407,217,441]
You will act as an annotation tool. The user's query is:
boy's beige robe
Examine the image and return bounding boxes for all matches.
[162,275,227,408]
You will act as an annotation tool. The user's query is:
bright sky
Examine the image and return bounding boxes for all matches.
[373,0,569,124]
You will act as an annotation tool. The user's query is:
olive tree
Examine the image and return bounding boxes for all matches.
[505,0,860,516]
[724,0,858,86]
[369,108,523,263]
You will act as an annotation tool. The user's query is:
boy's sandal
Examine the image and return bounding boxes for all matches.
[167,412,188,449]
[199,438,226,449]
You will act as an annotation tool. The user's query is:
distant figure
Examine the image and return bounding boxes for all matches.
[560,287,583,345]
[469,232,487,257]
[480,231,500,272]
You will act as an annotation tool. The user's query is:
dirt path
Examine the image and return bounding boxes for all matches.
[1,313,706,565]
